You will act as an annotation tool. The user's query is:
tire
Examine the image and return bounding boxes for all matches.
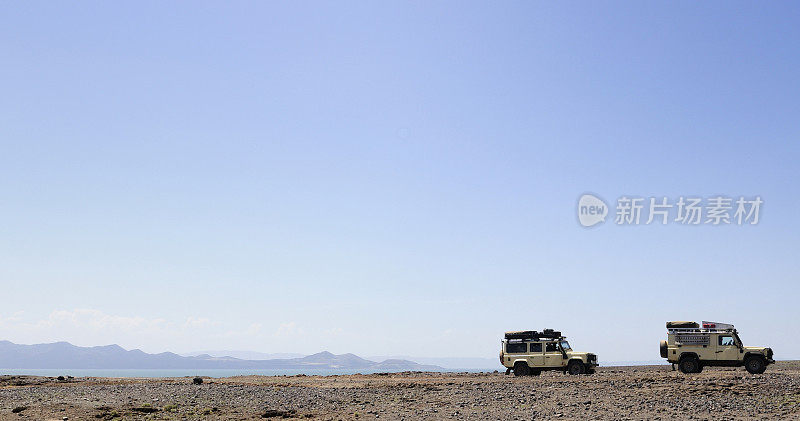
[745,356,766,374]
[513,362,530,377]
[659,341,668,359]
[678,356,699,374]
[567,360,586,375]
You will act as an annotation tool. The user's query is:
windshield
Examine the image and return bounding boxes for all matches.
[560,340,571,351]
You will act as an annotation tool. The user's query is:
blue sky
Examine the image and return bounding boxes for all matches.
[1,2,799,362]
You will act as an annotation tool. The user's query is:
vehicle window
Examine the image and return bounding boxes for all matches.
[719,336,735,346]
[506,342,527,353]
[530,343,542,352]
[560,341,571,351]
[545,342,558,352]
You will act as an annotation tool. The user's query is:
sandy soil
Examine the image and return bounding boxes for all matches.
[2,362,799,420]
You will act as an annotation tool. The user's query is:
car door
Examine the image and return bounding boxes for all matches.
[715,334,740,362]
[544,341,563,367]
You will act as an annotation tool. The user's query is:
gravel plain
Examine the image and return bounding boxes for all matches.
[2,362,799,420]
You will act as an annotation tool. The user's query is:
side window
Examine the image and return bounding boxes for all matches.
[719,336,735,346]
[506,342,527,353]
[545,342,558,352]
[530,343,542,353]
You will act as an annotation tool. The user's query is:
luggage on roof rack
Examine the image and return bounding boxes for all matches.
[542,329,562,339]
[504,329,562,340]
[505,331,538,340]
[666,321,699,329]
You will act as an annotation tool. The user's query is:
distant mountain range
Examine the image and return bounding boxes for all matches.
[181,350,306,360]
[182,350,501,370]
[0,340,442,371]
[368,356,500,370]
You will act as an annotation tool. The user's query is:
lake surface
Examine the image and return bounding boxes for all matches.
[0,368,488,378]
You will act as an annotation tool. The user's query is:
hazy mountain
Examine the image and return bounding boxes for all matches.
[182,351,502,370]
[181,350,305,360]
[0,341,442,371]
[368,356,500,370]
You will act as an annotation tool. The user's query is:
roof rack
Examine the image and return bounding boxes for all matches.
[668,327,736,334]
[667,321,736,334]
[504,329,563,341]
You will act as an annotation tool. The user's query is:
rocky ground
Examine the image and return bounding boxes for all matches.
[1,362,799,420]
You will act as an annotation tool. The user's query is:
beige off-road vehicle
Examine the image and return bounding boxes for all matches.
[500,329,598,376]
[660,321,774,374]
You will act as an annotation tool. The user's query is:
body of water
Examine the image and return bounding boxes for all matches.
[0,368,489,378]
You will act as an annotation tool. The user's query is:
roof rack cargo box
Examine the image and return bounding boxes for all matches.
[702,321,735,330]
[666,321,699,329]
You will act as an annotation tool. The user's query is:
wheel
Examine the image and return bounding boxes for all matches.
[678,357,699,374]
[659,341,668,359]
[745,356,766,374]
[567,360,586,375]
[531,369,541,376]
[513,362,530,376]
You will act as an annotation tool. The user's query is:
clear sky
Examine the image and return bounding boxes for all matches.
[1,1,799,362]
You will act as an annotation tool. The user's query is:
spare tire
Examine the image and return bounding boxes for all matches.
[666,321,699,329]
[660,340,668,358]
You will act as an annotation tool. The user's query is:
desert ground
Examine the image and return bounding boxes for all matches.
[2,362,800,420]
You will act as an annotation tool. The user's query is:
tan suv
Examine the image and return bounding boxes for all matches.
[660,321,774,374]
[500,329,598,376]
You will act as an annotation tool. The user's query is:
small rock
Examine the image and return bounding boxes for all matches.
[12,406,27,413]
[193,377,203,385]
